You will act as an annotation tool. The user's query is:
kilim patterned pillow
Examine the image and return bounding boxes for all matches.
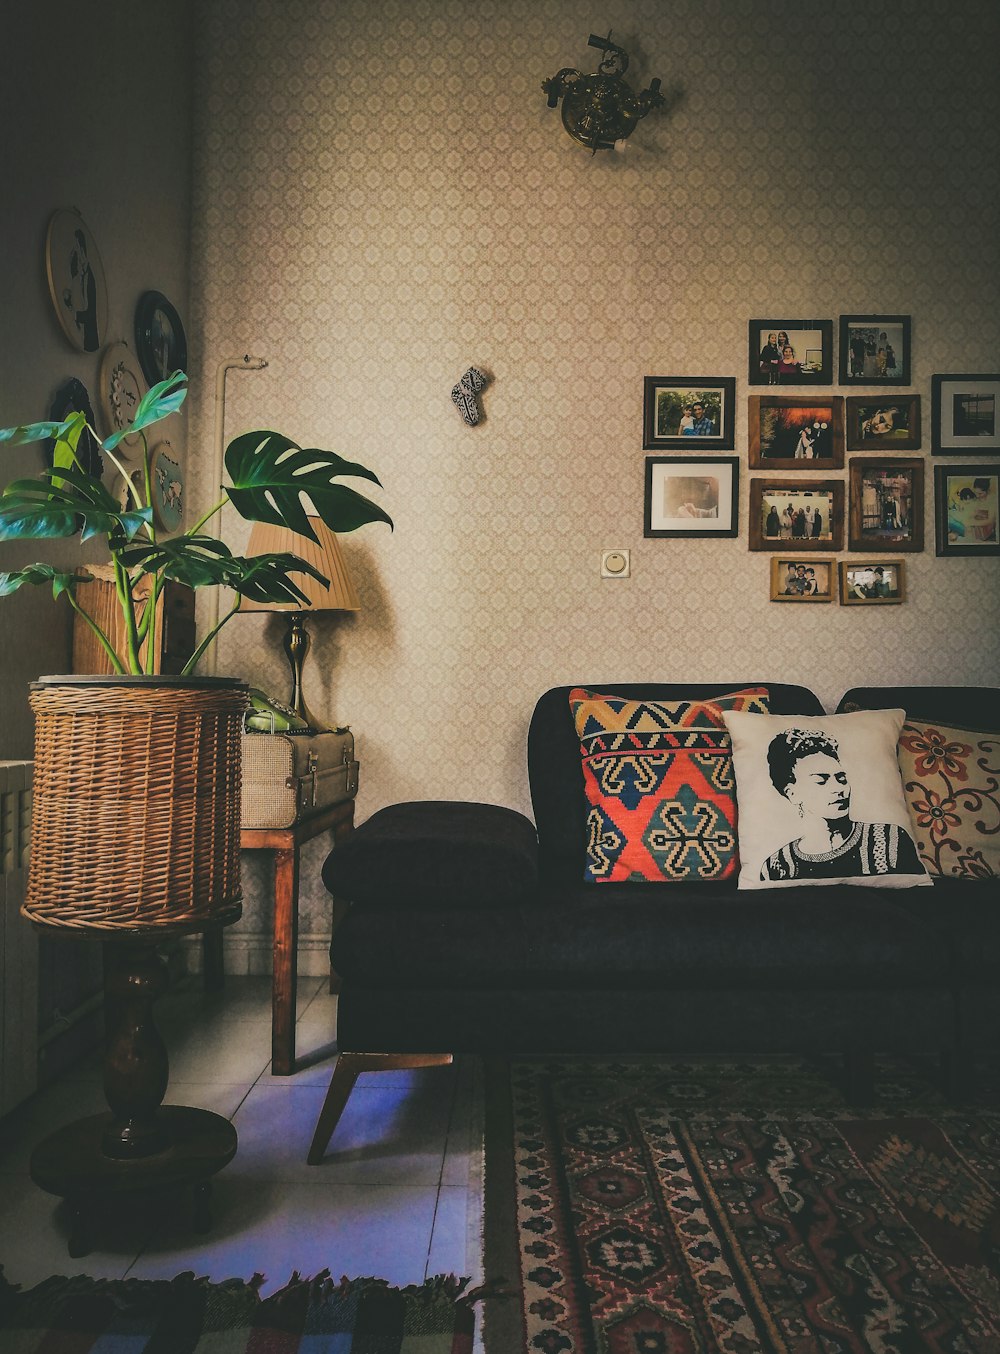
[897,719,1000,878]
[569,687,770,883]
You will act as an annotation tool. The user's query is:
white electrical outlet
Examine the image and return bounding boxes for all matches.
[601,549,630,578]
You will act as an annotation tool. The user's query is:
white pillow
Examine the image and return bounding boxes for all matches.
[722,709,932,890]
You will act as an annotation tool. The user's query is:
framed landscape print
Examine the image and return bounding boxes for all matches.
[642,377,736,450]
[750,479,843,551]
[770,557,834,602]
[644,457,739,538]
[848,457,924,552]
[934,463,1000,556]
[839,560,905,604]
[931,374,1000,454]
[748,319,833,386]
[749,395,844,469]
[839,314,911,385]
[845,395,921,451]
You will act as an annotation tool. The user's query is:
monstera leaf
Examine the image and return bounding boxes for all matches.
[103,371,188,452]
[224,430,393,542]
[119,535,328,605]
[0,563,84,600]
[0,465,151,542]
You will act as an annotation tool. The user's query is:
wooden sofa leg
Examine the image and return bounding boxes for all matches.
[844,1049,875,1105]
[307,1052,453,1165]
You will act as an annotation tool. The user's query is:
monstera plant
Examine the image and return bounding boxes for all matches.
[0,370,392,673]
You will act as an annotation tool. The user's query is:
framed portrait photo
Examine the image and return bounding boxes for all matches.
[749,395,844,469]
[770,557,834,602]
[931,373,1000,454]
[748,319,833,386]
[749,479,843,551]
[642,377,736,450]
[934,463,1000,556]
[848,457,924,552]
[838,315,911,385]
[845,395,921,451]
[644,457,739,538]
[839,560,905,605]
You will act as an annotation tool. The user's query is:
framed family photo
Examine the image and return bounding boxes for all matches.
[748,319,833,386]
[644,457,739,538]
[748,396,844,469]
[642,377,736,450]
[931,374,1000,454]
[934,463,1000,556]
[839,315,911,385]
[749,479,843,551]
[839,560,905,605]
[770,557,834,602]
[848,457,924,552]
[845,396,921,452]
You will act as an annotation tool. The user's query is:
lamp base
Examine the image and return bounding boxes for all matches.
[283,611,337,733]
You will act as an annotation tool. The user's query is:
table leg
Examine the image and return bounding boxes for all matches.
[271,847,299,1076]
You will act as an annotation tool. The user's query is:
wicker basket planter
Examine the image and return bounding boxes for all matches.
[23,675,248,933]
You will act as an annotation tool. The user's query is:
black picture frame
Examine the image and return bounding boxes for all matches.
[135,290,188,388]
[748,319,833,386]
[839,314,911,385]
[845,395,921,451]
[644,456,740,538]
[933,462,1000,556]
[931,373,1000,455]
[642,376,736,450]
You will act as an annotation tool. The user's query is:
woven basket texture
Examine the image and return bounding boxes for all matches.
[24,682,246,930]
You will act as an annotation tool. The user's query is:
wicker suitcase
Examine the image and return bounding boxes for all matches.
[241,729,358,829]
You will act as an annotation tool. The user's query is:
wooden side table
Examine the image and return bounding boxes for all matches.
[241,799,355,1075]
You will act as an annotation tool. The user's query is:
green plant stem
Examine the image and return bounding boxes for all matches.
[186,496,228,538]
[112,557,142,674]
[180,594,241,677]
[65,593,126,675]
[141,435,158,671]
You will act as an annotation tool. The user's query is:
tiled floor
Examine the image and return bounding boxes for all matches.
[0,976,484,1296]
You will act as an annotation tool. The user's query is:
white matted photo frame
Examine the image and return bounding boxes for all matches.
[770,558,834,602]
[748,319,833,386]
[838,315,911,385]
[644,457,739,538]
[931,374,1000,454]
[642,377,736,450]
[750,479,844,551]
[749,395,844,469]
[934,463,1000,556]
[839,560,905,605]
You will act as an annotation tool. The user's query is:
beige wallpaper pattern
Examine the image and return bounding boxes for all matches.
[187,0,1000,967]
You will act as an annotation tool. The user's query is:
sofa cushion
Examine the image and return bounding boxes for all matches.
[322,800,538,908]
[896,718,1000,878]
[569,686,769,884]
[724,709,931,890]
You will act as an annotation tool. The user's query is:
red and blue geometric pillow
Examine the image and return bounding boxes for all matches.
[569,687,770,883]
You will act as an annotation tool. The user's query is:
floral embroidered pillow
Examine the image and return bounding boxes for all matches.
[897,720,1000,878]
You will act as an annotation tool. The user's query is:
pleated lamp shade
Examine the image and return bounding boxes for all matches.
[240,518,360,612]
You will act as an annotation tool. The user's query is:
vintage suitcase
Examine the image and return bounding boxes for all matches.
[241,729,358,829]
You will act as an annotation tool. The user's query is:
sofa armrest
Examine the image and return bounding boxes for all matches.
[321,800,538,908]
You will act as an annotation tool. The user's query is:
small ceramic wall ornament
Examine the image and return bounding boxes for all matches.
[451,367,490,426]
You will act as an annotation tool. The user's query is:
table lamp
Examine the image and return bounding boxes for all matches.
[241,517,360,731]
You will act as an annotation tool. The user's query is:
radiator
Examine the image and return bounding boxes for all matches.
[0,761,36,1115]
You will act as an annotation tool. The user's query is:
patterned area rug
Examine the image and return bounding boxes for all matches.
[482,1057,1000,1353]
[0,1268,477,1352]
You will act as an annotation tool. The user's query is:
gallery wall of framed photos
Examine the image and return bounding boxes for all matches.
[643,317,1000,605]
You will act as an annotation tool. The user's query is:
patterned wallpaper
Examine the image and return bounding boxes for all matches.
[188,0,1000,968]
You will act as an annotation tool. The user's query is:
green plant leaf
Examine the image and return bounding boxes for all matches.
[227,551,329,605]
[103,370,188,451]
[0,468,151,542]
[0,416,80,447]
[224,430,392,542]
[50,414,88,488]
[0,563,82,600]
[118,535,236,589]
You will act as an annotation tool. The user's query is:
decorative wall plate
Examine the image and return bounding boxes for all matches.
[150,440,185,532]
[47,377,103,478]
[112,467,143,512]
[135,290,188,387]
[98,341,148,457]
[45,208,109,353]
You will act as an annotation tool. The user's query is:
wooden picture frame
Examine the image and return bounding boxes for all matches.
[769,557,835,602]
[748,319,833,386]
[642,377,736,450]
[845,395,921,451]
[933,463,1000,556]
[931,374,1000,454]
[839,314,911,385]
[749,478,843,551]
[839,560,905,604]
[848,457,924,552]
[644,457,739,538]
[749,395,844,469]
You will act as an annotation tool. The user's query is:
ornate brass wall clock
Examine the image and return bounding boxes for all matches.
[543,33,663,153]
